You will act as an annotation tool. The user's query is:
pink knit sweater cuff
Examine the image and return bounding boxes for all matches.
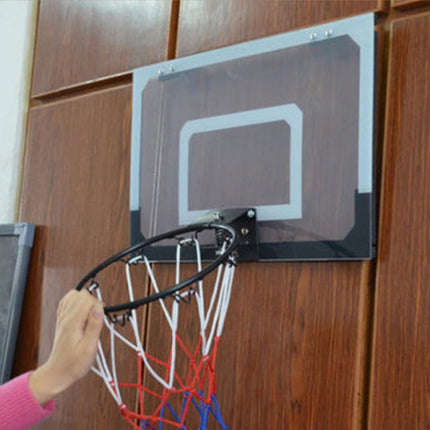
[0,371,55,430]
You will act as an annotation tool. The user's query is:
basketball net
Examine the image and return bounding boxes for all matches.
[89,236,236,429]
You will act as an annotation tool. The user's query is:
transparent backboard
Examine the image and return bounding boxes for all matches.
[130,13,375,260]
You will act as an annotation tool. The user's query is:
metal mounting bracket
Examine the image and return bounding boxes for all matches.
[199,208,259,261]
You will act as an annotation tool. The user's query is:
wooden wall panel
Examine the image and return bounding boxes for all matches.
[32,0,172,96]
[19,0,429,429]
[176,0,384,57]
[368,13,430,430]
[392,0,430,9]
[149,262,373,429]
[162,2,380,429]
[17,86,134,429]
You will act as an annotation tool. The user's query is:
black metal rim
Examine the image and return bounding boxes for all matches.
[75,223,238,314]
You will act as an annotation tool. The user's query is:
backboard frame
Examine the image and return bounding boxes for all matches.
[130,13,376,261]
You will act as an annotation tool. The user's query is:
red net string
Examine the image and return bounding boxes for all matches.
[117,335,222,429]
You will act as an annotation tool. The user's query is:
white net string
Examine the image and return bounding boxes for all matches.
[89,236,236,415]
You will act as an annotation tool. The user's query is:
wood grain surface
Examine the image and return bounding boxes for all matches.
[15,0,420,429]
[176,0,384,57]
[170,3,380,427]
[148,261,373,429]
[32,0,172,96]
[391,0,430,9]
[368,12,430,430]
[17,86,135,429]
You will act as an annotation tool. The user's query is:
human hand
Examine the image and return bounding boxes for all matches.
[29,289,104,404]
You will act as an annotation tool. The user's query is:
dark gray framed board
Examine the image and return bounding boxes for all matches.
[0,223,35,383]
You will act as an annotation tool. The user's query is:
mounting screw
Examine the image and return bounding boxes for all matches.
[241,228,249,236]
[169,65,176,72]
[212,211,221,222]
[247,209,255,218]
[158,69,165,76]
[325,29,333,37]
[310,32,318,40]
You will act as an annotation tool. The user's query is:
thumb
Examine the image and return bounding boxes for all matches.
[83,305,104,343]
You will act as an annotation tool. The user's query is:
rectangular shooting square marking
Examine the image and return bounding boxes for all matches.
[179,104,303,225]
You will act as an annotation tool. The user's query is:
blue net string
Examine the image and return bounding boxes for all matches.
[140,393,228,430]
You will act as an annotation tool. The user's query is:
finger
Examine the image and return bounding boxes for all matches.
[57,291,74,313]
[71,290,101,316]
[82,304,104,344]
[58,291,97,333]
[56,290,77,327]
[57,299,65,318]
[58,290,80,315]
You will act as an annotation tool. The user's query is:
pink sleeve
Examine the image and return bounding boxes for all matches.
[0,372,55,430]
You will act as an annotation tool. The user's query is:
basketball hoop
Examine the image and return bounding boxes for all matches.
[75,216,247,429]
